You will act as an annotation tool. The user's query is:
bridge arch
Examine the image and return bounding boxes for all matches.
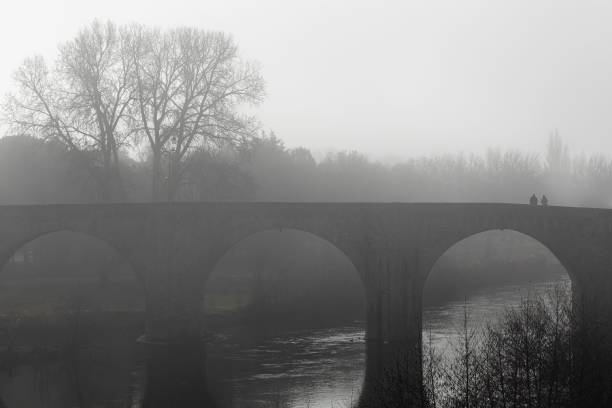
[210,226,365,283]
[0,222,143,281]
[0,229,147,408]
[420,223,577,285]
[1,229,139,275]
[422,228,574,324]
[191,204,371,286]
[203,227,366,408]
[420,228,573,404]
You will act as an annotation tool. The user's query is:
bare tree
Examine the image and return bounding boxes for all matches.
[3,21,133,201]
[127,24,264,201]
[58,20,134,200]
[422,284,574,408]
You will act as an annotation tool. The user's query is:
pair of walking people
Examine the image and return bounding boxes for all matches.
[530,194,548,206]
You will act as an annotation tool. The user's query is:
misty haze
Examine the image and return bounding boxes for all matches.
[0,2,611,408]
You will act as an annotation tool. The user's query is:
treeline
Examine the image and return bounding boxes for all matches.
[1,131,612,208]
[234,132,612,206]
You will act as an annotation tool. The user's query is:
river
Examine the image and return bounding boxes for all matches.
[0,278,569,407]
[206,278,570,408]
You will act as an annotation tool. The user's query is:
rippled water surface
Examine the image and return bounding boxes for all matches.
[207,326,365,407]
[0,280,569,407]
[207,279,569,408]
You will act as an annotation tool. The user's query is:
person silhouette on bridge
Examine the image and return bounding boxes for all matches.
[529,194,538,206]
[541,195,548,207]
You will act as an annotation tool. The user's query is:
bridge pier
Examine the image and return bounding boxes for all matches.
[571,268,612,407]
[361,339,424,407]
[139,286,212,408]
[138,244,214,408]
[360,252,425,407]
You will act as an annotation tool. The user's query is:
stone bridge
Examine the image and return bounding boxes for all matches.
[1,202,611,407]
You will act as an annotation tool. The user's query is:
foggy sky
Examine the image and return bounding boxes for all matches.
[2,0,612,161]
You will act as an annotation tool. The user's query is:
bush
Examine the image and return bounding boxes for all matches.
[423,283,574,408]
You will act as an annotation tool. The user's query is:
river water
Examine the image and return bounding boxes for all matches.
[0,278,569,407]
[206,278,570,408]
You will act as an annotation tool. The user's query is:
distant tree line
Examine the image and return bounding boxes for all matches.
[231,132,612,207]
[1,130,611,208]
